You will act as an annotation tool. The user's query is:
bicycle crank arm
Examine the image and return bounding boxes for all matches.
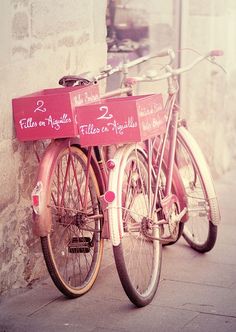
[174,207,188,222]
[155,207,187,227]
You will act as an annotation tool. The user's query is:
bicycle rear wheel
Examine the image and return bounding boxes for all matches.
[40,145,104,297]
[108,145,162,307]
[176,126,220,252]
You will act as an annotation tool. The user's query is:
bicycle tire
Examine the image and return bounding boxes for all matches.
[108,145,162,307]
[176,126,220,252]
[40,145,104,298]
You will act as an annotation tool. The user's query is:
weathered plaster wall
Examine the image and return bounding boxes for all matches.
[0,0,107,294]
[119,0,236,176]
[180,0,236,176]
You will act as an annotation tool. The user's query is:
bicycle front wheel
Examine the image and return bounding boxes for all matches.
[176,126,220,252]
[40,145,104,298]
[108,145,162,307]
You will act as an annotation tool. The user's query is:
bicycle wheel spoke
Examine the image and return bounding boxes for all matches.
[41,146,104,297]
[109,146,162,307]
[176,128,219,252]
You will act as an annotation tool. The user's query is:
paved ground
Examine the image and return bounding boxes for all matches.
[0,168,236,332]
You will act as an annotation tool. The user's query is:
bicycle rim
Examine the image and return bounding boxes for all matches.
[109,146,162,307]
[176,127,219,252]
[41,146,104,297]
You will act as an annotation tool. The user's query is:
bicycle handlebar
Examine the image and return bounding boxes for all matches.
[122,48,175,69]
[169,49,224,76]
[58,48,224,87]
[99,48,223,79]
[58,48,178,86]
[125,49,224,84]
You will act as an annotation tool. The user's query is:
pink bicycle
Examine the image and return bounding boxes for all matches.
[19,48,223,306]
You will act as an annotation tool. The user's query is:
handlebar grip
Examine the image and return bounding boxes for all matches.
[209,50,224,57]
[156,48,173,57]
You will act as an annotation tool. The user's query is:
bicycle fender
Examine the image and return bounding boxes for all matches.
[107,144,144,246]
[169,159,189,222]
[158,142,188,223]
[32,138,105,237]
[32,139,77,236]
[177,126,220,225]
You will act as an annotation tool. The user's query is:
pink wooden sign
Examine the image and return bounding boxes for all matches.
[77,94,165,146]
[12,84,100,141]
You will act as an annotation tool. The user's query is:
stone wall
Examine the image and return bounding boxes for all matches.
[0,0,107,294]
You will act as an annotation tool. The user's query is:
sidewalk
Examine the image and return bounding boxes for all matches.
[0,169,236,332]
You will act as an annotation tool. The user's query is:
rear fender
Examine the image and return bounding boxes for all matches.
[168,160,189,222]
[32,138,105,236]
[160,145,188,222]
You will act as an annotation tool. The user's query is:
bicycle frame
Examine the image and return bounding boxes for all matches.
[32,48,223,240]
[144,89,188,242]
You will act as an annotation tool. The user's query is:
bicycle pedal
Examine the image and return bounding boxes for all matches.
[197,201,208,217]
[68,237,91,253]
[159,233,177,244]
[198,201,206,207]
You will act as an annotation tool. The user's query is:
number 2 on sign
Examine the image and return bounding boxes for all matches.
[34,100,46,113]
[97,106,113,120]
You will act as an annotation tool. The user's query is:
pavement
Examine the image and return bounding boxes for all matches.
[0,168,236,332]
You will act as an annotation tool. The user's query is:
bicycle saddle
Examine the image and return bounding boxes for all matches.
[59,74,94,87]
